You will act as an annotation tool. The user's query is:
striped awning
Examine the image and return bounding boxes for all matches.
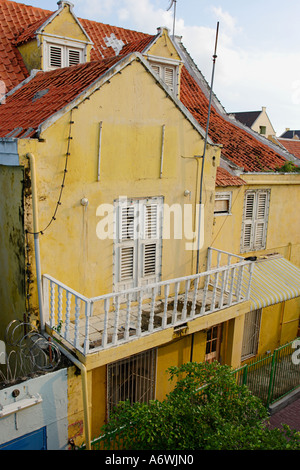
[243,256,300,311]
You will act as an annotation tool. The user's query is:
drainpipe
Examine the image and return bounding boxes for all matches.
[44,334,92,450]
[26,153,45,331]
[51,337,91,450]
[26,154,91,448]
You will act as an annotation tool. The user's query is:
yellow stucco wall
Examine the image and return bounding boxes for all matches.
[212,176,300,265]
[42,3,89,43]
[0,165,25,339]
[17,40,41,73]
[146,28,181,62]
[212,175,300,357]
[18,57,220,301]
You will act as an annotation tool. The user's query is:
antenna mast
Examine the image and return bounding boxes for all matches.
[196,22,220,274]
[167,0,177,37]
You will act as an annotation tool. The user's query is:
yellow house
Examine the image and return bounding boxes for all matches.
[0,0,299,449]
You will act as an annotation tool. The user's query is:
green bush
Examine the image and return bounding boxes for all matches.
[99,362,300,450]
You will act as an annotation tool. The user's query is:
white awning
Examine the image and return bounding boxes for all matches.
[242,256,300,311]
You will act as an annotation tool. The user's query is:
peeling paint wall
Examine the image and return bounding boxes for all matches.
[0,163,25,339]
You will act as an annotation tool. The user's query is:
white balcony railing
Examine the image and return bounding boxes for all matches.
[42,248,254,356]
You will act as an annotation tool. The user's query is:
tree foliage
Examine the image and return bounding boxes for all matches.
[99,362,300,450]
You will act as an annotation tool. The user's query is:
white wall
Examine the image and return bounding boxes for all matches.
[0,368,68,450]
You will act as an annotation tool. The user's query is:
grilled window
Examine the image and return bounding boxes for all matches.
[241,190,270,252]
[107,349,157,416]
[241,309,262,360]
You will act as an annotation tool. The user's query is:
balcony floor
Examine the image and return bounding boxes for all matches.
[64,287,236,352]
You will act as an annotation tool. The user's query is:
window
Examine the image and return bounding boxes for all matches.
[241,190,270,252]
[114,197,163,293]
[107,349,157,416]
[205,325,222,363]
[214,192,232,215]
[149,61,177,94]
[241,309,261,360]
[46,41,84,70]
[259,126,266,135]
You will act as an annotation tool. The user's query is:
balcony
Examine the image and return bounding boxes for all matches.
[42,248,254,356]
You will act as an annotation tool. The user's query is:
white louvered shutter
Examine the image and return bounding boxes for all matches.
[242,192,255,250]
[50,45,62,68]
[253,192,267,248]
[117,202,136,292]
[120,246,134,281]
[114,198,162,295]
[68,49,81,66]
[151,64,160,77]
[164,67,174,92]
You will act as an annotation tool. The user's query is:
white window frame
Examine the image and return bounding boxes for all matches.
[240,189,270,253]
[43,36,86,71]
[148,56,180,96]
[113,197,163,294]
[214,191,232,216]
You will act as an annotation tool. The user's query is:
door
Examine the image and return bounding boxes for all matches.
[205,325,222,363]
[0,427,47,450]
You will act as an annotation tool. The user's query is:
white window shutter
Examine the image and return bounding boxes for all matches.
[143,243,157,277]
[241,190,270,252]
[68,49,81,66]
[164,67,174,91]
[151,64,160,77]
[120,246,134,281]
[245,193,255,219]
[253,192,268,248]
[50,45,62,68]
[144,204,158,239]
[120,205,135,241]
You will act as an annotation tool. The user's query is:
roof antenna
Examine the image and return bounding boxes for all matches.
[196,21,220,274]
[167,0,177,37]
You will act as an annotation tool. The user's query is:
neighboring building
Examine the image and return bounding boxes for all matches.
[269,129,300,162]
[230,106,276,137]
[0,0,299,449]
[280,129,300,139]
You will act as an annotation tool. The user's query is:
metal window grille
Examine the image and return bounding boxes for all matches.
[241,309,262,360]
[107,349,157,416]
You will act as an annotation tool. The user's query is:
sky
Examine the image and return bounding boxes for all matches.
[17,0,300,136]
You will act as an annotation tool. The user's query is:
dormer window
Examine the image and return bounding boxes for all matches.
[148,57,179,96]
[46,41,84,70]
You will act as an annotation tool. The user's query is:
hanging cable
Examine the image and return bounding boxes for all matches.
[26,110,74,236]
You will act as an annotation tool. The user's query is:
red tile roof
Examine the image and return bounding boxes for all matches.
[277,138,300,160]
[0,0,152,90]
[0,0,52,90]
[0,0,295,173]
[215,167,246,187]
[0,56,123,138]
[180,67,287,172]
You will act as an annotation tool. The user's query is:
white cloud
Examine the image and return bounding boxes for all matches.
[71,0,300,135]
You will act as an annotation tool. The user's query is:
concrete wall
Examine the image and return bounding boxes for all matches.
[0,368,68,450]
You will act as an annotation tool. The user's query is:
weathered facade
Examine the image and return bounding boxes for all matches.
[0,0,299,449]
